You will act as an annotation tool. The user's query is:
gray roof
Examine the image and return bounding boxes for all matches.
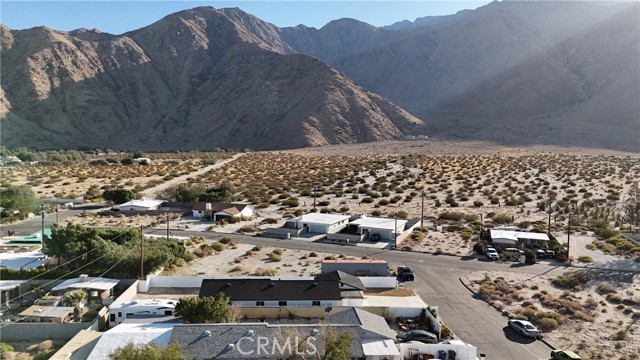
[324,307,394,339]
[314,270,366,290]
[199,279,341,301]
[169,323,364,359]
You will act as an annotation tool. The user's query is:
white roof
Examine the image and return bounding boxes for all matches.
[52,277,119,292]
[86,322,175,360]
[112,299,177,309]
[491,238,518,244]
[116,199,164,209]
[296,213,350,225]
[0,280,25,291]
[0,251,47,270]
[362,339,401,356]
[489,229,519,241]
[516,232,550,241]
[350,217,407,231]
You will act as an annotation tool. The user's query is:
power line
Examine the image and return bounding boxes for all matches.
[3,228,138,305]
[8,227,133,285]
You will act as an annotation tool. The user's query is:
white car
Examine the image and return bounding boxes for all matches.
[508,319,540,338]
[486,248,499,260]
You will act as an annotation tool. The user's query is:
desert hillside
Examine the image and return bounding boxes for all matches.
[0,7,421,151]
[1,2,638,151]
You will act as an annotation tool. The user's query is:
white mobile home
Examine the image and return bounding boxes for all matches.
[288,213,350,234]
[108,299,177,327]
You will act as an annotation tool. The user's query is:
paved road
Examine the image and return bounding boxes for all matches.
[0,205,107,236]
[147,229,563,360]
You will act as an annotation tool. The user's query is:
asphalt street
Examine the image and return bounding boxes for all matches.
[147,229,562,360]
[0,205,106,236]
[2,216,561,359]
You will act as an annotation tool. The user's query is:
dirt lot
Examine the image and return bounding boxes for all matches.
[462,265,640,359]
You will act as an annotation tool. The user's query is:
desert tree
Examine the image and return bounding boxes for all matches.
[109,342,182,360]
[64,289,87,322]
[321,327,353,360]
[174,293,237,324]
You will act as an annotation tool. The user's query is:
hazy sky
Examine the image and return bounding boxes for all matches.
[1,1,492,34]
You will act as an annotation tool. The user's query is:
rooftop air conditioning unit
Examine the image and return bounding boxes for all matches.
[79,274,89,282]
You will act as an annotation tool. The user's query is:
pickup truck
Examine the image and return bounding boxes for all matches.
[397,266,415,281]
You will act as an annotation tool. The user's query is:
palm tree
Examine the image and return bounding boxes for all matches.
[64,290,87,322]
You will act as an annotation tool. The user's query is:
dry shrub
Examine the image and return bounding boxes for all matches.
[229,266,247,273]
[254,268,279,276]
[538,317,559,332]
[597,283,617,295]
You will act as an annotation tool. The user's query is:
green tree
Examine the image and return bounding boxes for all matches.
[174,293,236,324]
[132,152,145,159]
[103,188,137,204]
[120,157,134,165]
[0,185,41,219]
[109,342,182,360]
[199,182,236,203]
[64,289,87,322]
[321,327,352,360]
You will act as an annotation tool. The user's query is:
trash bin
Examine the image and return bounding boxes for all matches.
[448,350,457,360]
[438,350,447,360]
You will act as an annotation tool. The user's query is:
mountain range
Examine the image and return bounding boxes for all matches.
[1,1,638,151]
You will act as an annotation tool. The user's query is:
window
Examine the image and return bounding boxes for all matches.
[117,312,122,318]
[110,314,116,322]
[165,310,173,316]
[256,301,265,307]
[126,313,134,318]
[278,301,287,306]
[312,301,321,307]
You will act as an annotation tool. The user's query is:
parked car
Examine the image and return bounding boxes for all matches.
[397,266,414,281]
[545,249,556,258]
[551,350,582,360]
[396,330,438,344]
[486,248,500,261]
[535,249,547,259]
[370,233,381,242]
[507,319,540,338]
[503,248,524,255]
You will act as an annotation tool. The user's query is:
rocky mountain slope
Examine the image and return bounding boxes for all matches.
[1,1,638,151]
[0,8,421,150]
[280,1,639,151]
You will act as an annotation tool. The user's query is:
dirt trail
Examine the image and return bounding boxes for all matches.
[141,153,245,198]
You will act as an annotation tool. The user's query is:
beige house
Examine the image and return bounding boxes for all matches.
[20,305,74,323]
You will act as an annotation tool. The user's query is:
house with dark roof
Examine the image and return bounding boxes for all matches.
[314,270,366,291]
[199,278,343,308]
[169,308,400,359]
[192,202,253,221]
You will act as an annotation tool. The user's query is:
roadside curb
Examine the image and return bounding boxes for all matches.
[458,276,556,351]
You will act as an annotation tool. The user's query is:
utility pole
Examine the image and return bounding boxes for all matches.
[547,194,553,235]
[40,203,45,250]
[394,212,398,249]
[566,215,571,263]
[140,225,144,280]
[166,212,170,241]
[421,192,425,228]
[313,186,317,211]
